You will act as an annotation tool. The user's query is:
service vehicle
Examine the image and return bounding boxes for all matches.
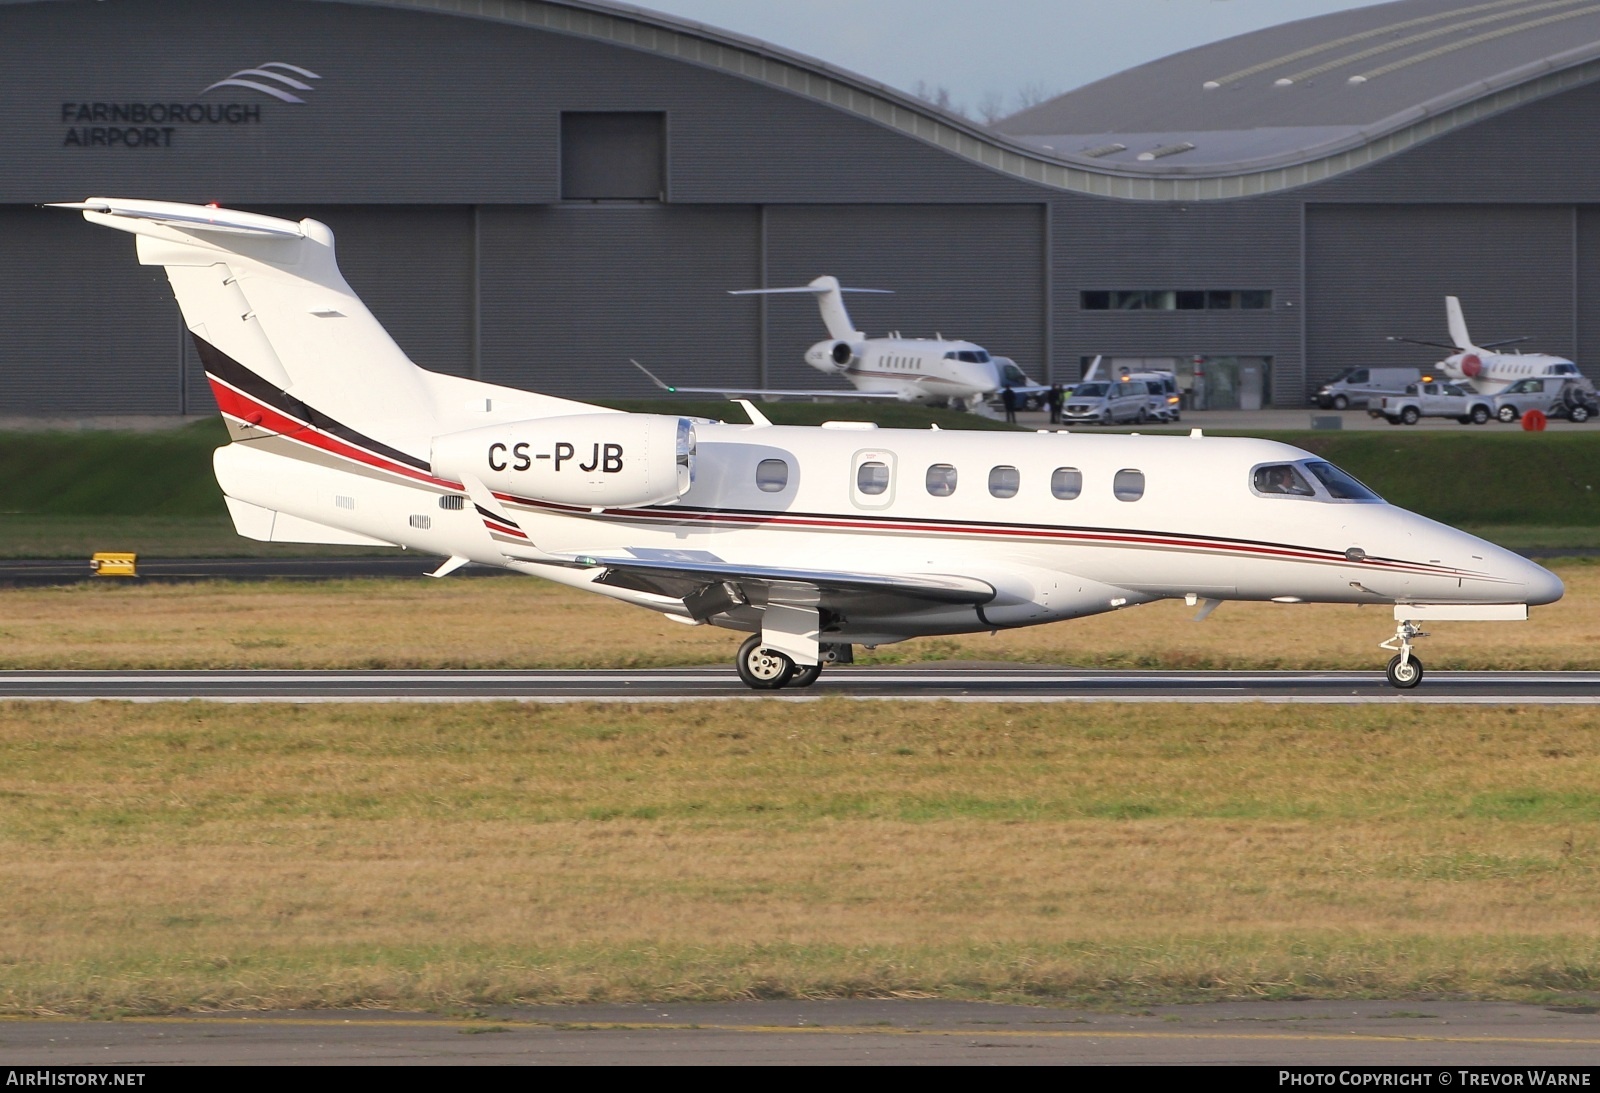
[1371,380,1496,425]
[1315,367,1423,410]
[1492,376,1599,424]
[1060,379,1151,425]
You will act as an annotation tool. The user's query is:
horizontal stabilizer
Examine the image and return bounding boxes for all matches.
[47,198,305,238]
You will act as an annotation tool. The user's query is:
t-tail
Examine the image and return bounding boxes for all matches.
[729,274,890,342]
[51,197,616,552]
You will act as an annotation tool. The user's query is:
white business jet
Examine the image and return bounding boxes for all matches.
[634,275,1003,409]
[54,198,1562,690]
[1389,296,1585,397]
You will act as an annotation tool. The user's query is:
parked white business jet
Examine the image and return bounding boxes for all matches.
[55,199,1562,690]
[635,275,1003,409]
[1390,296,1585,397]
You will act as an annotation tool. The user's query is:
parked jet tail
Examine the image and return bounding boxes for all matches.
[730,275,890,343]
[1445,295,1475,351]
[48,197,600,463]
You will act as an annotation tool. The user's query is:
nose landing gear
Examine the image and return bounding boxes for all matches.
[1379,619,1427,689]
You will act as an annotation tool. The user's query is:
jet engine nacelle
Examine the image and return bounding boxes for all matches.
[431,413,694,508]
[805,339,864,374]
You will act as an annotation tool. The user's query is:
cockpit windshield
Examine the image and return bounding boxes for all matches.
[1304,461,1382,501]
[1252,460,1383,502]
[953,349,991,364]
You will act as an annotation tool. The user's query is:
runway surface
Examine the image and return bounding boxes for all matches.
[3,1000,1598,1065]
[3,666,1597,702]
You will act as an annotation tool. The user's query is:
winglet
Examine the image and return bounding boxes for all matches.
[630,359,676,392]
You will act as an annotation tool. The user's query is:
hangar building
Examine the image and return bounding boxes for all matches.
[5,0,1600,415]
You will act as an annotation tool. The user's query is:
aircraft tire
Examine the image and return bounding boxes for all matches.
[736,635,794,690]
[1385,654,1424,689]
[790,663,823,688]
[1498,405,1519,423]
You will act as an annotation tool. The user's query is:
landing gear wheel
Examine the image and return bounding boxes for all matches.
[1498,405,1519,423]
[1385,654,1424,689]
[1400,407,1420,425]
[790,663,823,688]
[736,634,794,690]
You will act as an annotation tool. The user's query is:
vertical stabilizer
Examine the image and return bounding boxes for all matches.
[808,275,862,342]
[53,198,440,459]
[1445,296,1476,350]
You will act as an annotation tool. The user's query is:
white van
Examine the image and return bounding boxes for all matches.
[1315,367,1423,410]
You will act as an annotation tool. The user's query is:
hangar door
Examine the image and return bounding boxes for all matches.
[0,205,180,415]
[1305,205,1574,392]
[478,205,761,399]
[762,205,1047,389]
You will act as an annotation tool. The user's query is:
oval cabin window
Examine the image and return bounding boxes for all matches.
[988,465,1020,498]
[1051,467,1082,500]
[925,464,958,497]
[1113,468,1145,501]
[756,458,789,493]
[857,461,890,495]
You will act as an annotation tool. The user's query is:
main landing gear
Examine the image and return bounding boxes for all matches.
[734,635,846,690]
[1378,619,1427,689]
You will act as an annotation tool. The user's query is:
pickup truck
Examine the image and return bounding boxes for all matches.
[1371,381,1496,425]
[1492,376,1599,424]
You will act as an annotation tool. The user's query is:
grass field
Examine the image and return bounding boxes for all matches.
[1,701,1596,1014]
[0,558,1593,671]
[0,421,1597,556]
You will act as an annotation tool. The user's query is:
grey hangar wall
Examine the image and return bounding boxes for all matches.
[2,0,1598,416]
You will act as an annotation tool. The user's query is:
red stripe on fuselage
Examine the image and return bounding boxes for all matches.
[209,375,1488,581]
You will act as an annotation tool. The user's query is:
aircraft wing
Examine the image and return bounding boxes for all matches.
[544,547,995,620]
[630,360,901,400]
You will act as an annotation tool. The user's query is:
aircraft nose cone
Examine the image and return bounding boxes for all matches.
[976,361,1002,392]
[1518,557,1565,606]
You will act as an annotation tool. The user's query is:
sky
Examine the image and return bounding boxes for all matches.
[633,0,1389,117]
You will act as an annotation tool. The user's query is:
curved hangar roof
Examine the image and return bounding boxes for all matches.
[163,0,1600,201]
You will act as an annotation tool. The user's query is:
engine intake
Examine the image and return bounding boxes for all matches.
[431,413,694,509]
[805,338,863,374]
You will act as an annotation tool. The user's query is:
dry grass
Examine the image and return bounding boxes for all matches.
[0,559,1595,670]
[1,701,1597,1012]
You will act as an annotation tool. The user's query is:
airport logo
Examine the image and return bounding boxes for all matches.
[201,62,322,104]
[59,61,322,149]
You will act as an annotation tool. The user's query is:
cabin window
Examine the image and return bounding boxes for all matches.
[1051,467,1083,500]
[1252,464,1315,497]
[988,465,1020,498]
[1113,469,1144,501]
[438,494,466,510]
[857,461,891,495]
[756,458,789,493]
[925,464,958,497]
